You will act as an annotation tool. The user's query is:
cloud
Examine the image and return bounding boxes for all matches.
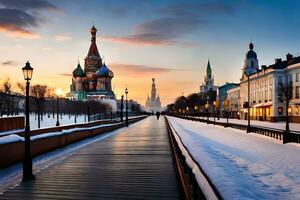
[0,0,60,39]
[54,34,72,42]
[1,60,18,66]
[158,2,235,18]
[59,73,72,77]
[0,8,42,38]
[0,0,60,12]
[110,63,182,77]
[103,17,205,46]
[103,2,235,46]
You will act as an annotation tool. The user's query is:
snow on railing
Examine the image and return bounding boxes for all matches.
[166,117,222,200]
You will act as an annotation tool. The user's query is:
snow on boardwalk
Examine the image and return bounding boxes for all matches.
[167,116,300,200]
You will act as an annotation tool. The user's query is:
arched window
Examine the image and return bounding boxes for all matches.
[251,60,254,68]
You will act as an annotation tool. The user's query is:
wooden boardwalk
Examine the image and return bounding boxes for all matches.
[0,117,180,200]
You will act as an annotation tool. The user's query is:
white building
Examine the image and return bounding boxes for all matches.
[240,43,300,122]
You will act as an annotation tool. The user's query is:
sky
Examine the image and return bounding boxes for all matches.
[0,0,300,106]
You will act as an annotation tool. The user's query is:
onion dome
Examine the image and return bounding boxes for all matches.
[96,63,114,78]
[246,42,257,59]
[73,63,86,77]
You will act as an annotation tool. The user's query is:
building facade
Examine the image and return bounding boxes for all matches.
[218,82,240,114]
[227,85,241,118]
[67,26,117,111]
[240,43,300,122]
[200,60,218,93]
[145,78,162,112]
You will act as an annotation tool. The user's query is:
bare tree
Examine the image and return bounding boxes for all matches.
[30,84,47,128]
[2,78,12,116]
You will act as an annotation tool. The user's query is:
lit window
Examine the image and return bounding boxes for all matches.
[288,106,292,113]
[295,106,299,115]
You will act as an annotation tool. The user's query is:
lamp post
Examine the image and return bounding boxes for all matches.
[120,95,124,122]
[244,67,256,133]
[205,97,210,123]
[186,106,189,117]
[213,101,216,125]
[125,88,128,127]
[22,61,34,181]
[55,88,62,126]
[223,100,230,127]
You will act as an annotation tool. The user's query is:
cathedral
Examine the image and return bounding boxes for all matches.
[200,60,218,93]
[145,78,162,112]
[67,26,116,110]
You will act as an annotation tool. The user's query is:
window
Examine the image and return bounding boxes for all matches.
[296,86,300,99]
[295,106,299,115]
[296,72,299,82]
[278,76,283,85]
[251,60,254,68]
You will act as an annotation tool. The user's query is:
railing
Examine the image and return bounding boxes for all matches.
[170,114,300,144]
[165,117,221,200]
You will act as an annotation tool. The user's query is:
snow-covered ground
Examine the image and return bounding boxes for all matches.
[167,116,300,200]
[190,116,300,132]
[29,114,86,130]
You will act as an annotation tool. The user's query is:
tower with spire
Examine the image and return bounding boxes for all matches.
[67,25,116,110]
[145,78,162,112]
[200,59,218,93]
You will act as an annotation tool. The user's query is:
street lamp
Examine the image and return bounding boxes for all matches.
[223,99,230,127]
[213,101,216,125]
[205,97,210,123]
[120,95,124,122]
[245,67,256,132]
[55,88,62,126]
[22,61,34,181]
[125,88,128,127]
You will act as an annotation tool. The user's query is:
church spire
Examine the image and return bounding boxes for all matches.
[87,25,100,58]
[206,59,212,79]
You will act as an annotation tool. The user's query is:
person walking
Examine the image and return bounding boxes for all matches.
[156,111,160,120]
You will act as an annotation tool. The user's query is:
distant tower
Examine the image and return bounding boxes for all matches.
[200,59,217,93]
[204,60,213,85]
[151,78,157,102]
[145,78,162,112]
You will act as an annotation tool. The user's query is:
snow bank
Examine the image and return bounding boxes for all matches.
[167,116,300,200]
[169,122,219,200]
[0,135,24,145]
[198,116,300,132]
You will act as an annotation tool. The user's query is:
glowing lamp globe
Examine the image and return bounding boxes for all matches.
[22,61,33,82]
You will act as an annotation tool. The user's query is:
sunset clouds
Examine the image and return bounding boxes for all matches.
[110,63,181,77]
[0,0,60,39]
[102,2,235,46]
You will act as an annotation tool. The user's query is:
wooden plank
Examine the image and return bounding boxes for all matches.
[0,117,180,200]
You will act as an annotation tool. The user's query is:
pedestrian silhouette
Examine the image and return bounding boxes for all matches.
[156,112,160,120]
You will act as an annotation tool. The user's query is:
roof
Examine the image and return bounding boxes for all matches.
[287,56,300,66]
[73,63,86,77]
[246,42,257,59]
[96,63,114,78]
[87,26,101,58]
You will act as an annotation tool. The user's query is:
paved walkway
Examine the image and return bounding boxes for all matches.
[0,117,180,200]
